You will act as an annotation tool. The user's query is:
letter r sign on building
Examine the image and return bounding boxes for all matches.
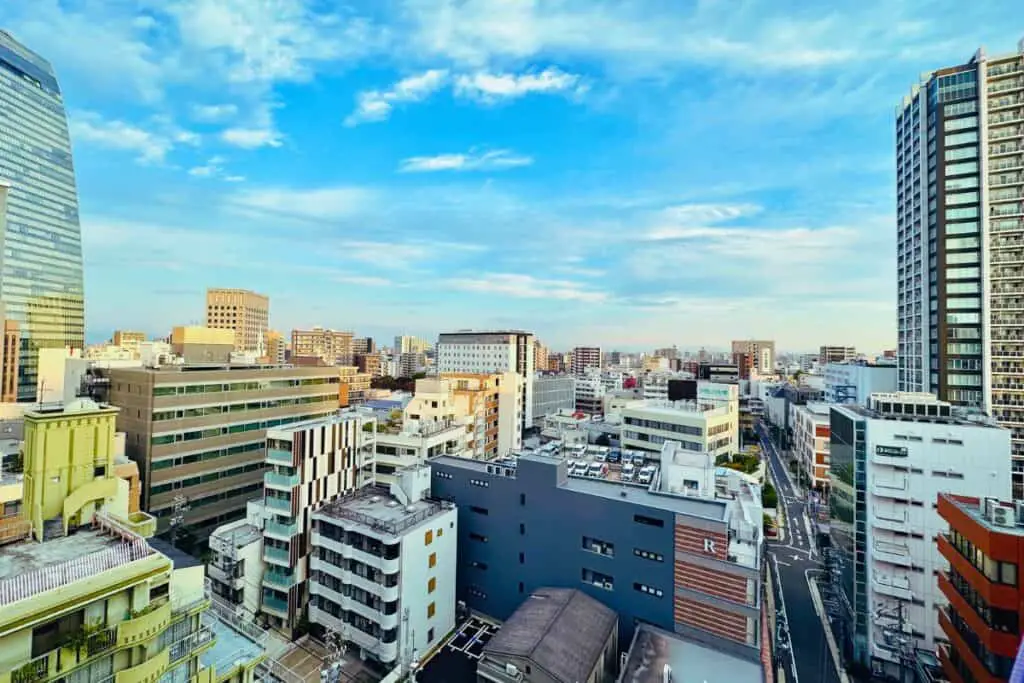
[703,538,716,554]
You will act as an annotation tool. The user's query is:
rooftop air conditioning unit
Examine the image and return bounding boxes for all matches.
[993,504,1016,528]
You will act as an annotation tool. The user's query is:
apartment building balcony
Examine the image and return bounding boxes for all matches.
[992,171,1024,187]
[990,127,1024,144]
[990,95,1024,111]
[310,556,400,602]
[206,562,244,589]
[992,382,1024,391]
[989,63,1024,78]
[992,314,1024,326]
[990,299,1024,309]
[873,540,914,567]
[873,575,914,601]
[990,254,1024,267]
[263,566,298,589]
[118,601,173,647]
[311,531,400,575]
[264,472,299,490]
[262,594,289,616]
[264,519,298,540]
[991,143,1024,158]
[308,605,399,663]
[113,647,170,683]
[989,78,1024,94]
[992,266,1024,281]
[263,545,290,566]
[264,496,292,514]
[267,448,294,466]
[10,626,119,683]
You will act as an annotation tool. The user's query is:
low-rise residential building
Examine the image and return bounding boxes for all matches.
[207,499,270,620]
[338,366,372,405]
[531,374,575,428]
[106,364,342,540]
[824,361,898,405]
[791,402,831,492]
[621,399,738,460]
[819,345,857,364]
[440,373,522,458]
[574,373,606,416]
[430,443,765,660]
[571,346,602,376]
[375,418,464,485]
[309,467,457,669]
[936,493,1024,683]
[828,393,1012,679]
[477,587,618,683]
[261,411,376,634]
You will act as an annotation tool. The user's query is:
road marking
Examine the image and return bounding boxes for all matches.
[773,546,801,683]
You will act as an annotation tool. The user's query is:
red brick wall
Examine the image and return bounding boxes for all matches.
[675,522,728,560]
[674,596,749,643]
[675,561,748,604]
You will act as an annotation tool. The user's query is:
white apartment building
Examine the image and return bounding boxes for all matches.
[207,500,268,619]
[621,399,738,460]
[436,330,535,430]
[309,467,457,668]
[531,374,575,428]
[791,402,831,490]
[642,372,678,401]
[394,335,430,355]
[375,420,465,485]
[574,372,606,415]
[824,361,898,405]
[829,393,1011,678]
[571,346,602,376]
[262,411,377,634]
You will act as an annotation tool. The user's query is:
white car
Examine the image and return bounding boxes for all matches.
[621,463,635,482]
[587,462,608,478]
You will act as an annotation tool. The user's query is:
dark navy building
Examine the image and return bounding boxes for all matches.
[429,452,765,662]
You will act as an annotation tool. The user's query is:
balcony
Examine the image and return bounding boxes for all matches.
[873,575,913,601]
[263,567,297,589]
[265,472,300,490]
[263,546,289,566]
[264,519,298,539]
[267,448,293,466]
[9,627,118,683]
[118,602,172,647]
[206,563,243,589]
[262,595,289,615]
[312,531,400,575]
[114,647,170,683]
[873,540,913,567]
[872,512,909,534]
[264,497,291,514]
[310,556,400,602]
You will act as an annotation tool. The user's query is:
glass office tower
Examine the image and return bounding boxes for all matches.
[0,31,85,401]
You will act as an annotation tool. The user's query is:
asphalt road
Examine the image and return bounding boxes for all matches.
[758,420,841,683]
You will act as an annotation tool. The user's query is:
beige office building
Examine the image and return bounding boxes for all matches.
[170,325,235,363]
[112,329,146,356]
[106,364,342,537]
[206,288,270,352]
[265,329,287,364]
[730,339,776,375]
[291,327,354,366]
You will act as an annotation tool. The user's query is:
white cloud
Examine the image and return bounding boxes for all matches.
[344,69,449,126]
[224,175,247,183]
[399,149,533,173]
[192,104,239,122]
[221,127,284,149]
[228,186,372,221]
[446,273,607,302]
[69,112,175,164]
[334,274,394,287]
[188,156,244,181]
[453,67,584,102]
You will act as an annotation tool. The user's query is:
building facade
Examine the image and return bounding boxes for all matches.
[437,331,536,431]
[819,346,858,364]
[828,393,1012,678]
[205,288,269,353]
[533,341,548,376]
[291,327,354,366]
[112,331,146,358]
[621,400,738,460]
[1,318,19,403]
[170,325,235,364]
[309,468,457,668]
[531,375,575,428]
[264,330,286,365]
[574,373,606,416]
[936,493,1024,682]
[571,347,602,376]
[791,402,831,492]
[0,33,86,401]
[261,412,376,634]
[824,361,898,405]
[106,365,342,538]
[730,341,774,376]
[429,451,765,660]
[394,335,430,355]
[895,39,1024,456]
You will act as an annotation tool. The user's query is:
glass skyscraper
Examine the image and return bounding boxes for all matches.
[0,31,85,401]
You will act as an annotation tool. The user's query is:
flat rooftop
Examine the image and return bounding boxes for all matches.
[212,521,262,548]
[201,613,265,676]
[315,486,450,536]
[0,529,156,605]
[945,494,1024,537]
[267,410,367,436]
[618,624,763,683]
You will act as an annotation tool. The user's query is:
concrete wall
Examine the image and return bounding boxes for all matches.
[430,457,675,646]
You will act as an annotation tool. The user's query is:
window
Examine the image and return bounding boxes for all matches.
[634,548,665,562]
[583,536,615,557]
[946,251,979,265]
[428,628,435,642]
[424,530,433,546]
[428,578,436,594]
[429,552,437,569]
[634,514,664,528]
[519,552,525,564]
[946,236,980,250]
[469,532,488,543]
[520,523,525,535]
[427,602,436,619]
[437,527,443,537]
[634,582,664,597]
[470,506,489,516]
[93,466,105,478]
[582,568,614,590]
[518,582,524,593]
[520,493,526,506]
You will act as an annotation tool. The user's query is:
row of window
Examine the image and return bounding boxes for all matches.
[152,376,339,397]
[152,393,334,421]
[949,529,1018,586]
[151,411,332,446]
[151,462,265,494]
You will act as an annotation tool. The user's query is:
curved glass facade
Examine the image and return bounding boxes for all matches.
[0,31,84,400]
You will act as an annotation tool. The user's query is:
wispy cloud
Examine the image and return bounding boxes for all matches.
[188,156,245,181]
[191,103,239,122]
[344,69,449,126]
[69,111,197,164]
[228,186,373,222]
[220,127,283,149]
[446,273,607,302]
[453,67,586,102]
[399,148,533,173]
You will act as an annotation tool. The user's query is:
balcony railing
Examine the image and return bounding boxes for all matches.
[262,595,288,614]
[265,472,299,489]
[263,568,297,589]
[263,546,289,563]
[264,520,298,539]
[267,448,293,465]
[264,497,291,513]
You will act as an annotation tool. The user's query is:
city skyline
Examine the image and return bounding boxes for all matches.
[0,2,1018,352]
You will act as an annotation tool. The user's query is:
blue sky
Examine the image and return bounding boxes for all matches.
[1,1,1019,352]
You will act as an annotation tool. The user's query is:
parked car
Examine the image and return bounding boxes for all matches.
[621,463,635,482]
[587,461,608,478]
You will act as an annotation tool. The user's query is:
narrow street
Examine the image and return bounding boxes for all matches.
[758,421,841,683]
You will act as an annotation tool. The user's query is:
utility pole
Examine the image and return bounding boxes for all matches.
[169,494,189,550]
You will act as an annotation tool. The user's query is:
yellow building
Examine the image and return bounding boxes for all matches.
[169,326,235,364]
[205,289,269,353]
[112,331,146,358]
[336,366,372,404]
[0,399,266,683]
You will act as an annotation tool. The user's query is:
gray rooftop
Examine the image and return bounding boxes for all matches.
[212,522,263,549]
[0,530,122,581]
[618,624,763,683]
[484,588,616,683]
[315,486,449,537]
[201,613,265,675]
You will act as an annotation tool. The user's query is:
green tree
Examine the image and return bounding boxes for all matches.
[762,482,778,509]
